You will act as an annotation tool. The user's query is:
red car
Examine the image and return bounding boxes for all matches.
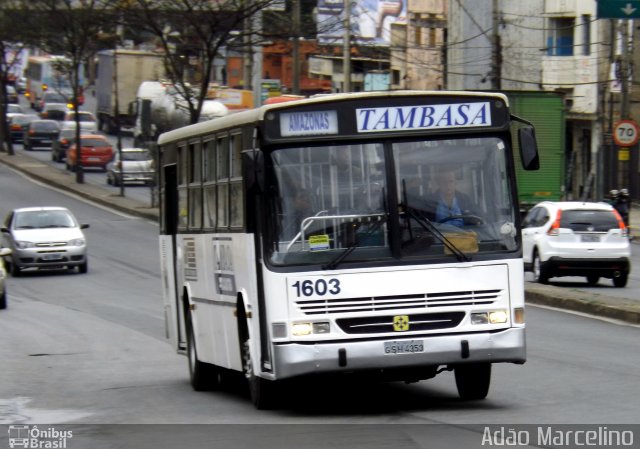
[65,134,113,171]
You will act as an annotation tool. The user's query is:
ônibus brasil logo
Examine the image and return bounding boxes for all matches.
[8,425,73,448]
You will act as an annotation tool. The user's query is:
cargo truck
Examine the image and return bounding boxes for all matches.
[506,91,566,212]
[95,49,165,134]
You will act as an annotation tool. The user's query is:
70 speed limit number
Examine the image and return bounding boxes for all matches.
[613,120,640,147]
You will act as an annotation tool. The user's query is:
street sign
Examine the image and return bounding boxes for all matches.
[597,0,640,18]
[613,120,640,146]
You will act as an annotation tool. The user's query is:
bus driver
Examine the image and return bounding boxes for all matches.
[428,168,475,227]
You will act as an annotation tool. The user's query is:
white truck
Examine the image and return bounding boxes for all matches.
[95,49,165,134]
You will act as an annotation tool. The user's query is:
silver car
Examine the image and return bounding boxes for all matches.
[106,148,155,186]
[1,207,89,276]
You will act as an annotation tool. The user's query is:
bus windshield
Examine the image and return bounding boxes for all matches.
[267,136,518,267]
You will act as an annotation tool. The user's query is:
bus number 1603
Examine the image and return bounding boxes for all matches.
[292,279,341,297]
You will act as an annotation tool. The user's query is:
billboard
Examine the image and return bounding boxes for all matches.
[317,0,406,45]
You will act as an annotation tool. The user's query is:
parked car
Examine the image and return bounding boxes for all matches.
[522,201,631,287]
[7,114,38,143]
[66,134,114,171]
[0,247,10,309]
[40,102,69,121]
[106,148,155,186]
[23,120,60,150]
[1,207,89,276]
[62,111,97,133]
[51,127,78,162]
[5,85,18,103]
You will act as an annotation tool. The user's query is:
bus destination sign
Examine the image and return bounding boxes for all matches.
[356,102,492,133]
[280,110,339,137]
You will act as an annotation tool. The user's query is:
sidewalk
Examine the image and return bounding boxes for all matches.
[0,150,158,222]
[1,150,639,324]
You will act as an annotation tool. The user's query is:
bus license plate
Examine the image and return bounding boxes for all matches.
[384,340,424,354]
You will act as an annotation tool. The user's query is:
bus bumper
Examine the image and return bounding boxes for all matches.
[271,327,525,379]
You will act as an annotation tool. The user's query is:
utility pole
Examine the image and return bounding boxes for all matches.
[343,0,351,93]
[243,14,253,92]
[491,0,501,90]
[114,48,124,197]
[292,0,300,94]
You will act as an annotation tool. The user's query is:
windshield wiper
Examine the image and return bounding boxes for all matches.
[322,217,385,270]
[403,204,471,262]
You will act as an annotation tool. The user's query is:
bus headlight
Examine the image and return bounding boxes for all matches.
[292,323,313,336]
[312,322,330,334]
[488,310,508,324]
[291,322,330,336]
[471,310,509,325]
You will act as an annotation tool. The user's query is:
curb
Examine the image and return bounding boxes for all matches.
[0,152,159,222]
[526,283,640,324]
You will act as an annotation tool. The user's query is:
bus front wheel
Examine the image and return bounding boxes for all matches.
[186,313,220,391]
[454,363,491,400]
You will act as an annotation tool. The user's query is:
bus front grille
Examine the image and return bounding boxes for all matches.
[336,311,466,334]
[295,289,501,315]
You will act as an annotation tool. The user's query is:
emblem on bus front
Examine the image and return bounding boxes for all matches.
[393,315,409,332]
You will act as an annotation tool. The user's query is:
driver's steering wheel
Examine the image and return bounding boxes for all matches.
[439,214,485,225]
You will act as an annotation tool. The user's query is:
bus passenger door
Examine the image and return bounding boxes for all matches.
[160,164,186,351]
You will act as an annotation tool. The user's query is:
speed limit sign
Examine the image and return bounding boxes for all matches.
[613,120,639,146]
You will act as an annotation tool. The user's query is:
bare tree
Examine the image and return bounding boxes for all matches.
[123,0,278,127]
[32,0,118,182]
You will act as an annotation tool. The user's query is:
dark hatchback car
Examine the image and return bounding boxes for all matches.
[23,120,60,151]
[51,128,77,162]
[8,114,39,143]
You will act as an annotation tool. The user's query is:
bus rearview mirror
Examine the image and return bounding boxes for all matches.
[518,127,540,171]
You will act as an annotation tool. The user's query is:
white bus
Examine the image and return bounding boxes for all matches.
[157,91,539,408]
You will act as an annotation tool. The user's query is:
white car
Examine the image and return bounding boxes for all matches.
[522,201,631,287]
[1,207,89,276]
[62,111,98,133]
[106,148,155,186]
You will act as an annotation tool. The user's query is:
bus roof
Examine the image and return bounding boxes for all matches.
[158,90,510,146]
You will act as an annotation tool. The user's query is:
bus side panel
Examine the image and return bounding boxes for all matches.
[177,234,225,368]
[221,233,259,373]
[174,233,259,373]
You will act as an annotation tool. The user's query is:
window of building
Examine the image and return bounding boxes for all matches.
[547,18,575,56]
[582,15,591,56]
[429,28,437,48]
